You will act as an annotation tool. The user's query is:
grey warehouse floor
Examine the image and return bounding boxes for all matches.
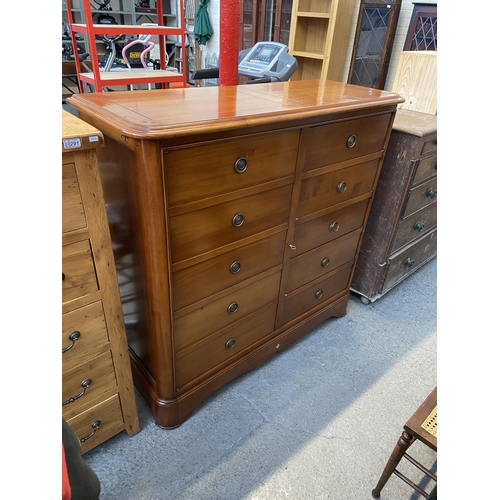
[84,258,438,500]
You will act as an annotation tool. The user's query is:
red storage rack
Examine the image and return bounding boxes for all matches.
[66,0,187,92]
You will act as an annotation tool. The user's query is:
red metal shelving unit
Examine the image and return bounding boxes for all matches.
[66,0,187,92]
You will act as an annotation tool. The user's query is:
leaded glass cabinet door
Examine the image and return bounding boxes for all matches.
[348,0,401,90]
[404,2,437,51]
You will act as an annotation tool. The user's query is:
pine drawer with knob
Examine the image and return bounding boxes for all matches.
[62,110,139,453]
[351,109,437,303]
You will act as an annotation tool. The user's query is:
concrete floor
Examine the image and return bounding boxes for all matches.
[84,258,437,500]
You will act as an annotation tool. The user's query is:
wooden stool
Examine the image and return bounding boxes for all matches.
[372,387,437,498]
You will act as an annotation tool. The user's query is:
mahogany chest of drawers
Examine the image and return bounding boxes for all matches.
[62,110,140,452]
[68,80,403,428]
[350,109,437,303]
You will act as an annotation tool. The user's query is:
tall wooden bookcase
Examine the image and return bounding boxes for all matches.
[288,0,355,81]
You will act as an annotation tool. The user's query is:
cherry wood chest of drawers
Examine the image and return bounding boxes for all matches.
[62,110,140,452]
[68,81,403,428]
[350,109,437,303]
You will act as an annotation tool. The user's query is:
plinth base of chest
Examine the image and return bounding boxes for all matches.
[130,292,350,429]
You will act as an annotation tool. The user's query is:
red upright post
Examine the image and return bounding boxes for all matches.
[219,0,240,86]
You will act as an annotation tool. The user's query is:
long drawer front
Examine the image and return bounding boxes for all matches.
[383,229,437,292]
[62,240,99,303]
[302,113,392,171]
[62,301,110,369]
[297,159,379,218]
[390,202,437,254]
[174,270,281,353]
[66,394,124,454]
[402,177,437,219]
[169,184,293,263]
[62,350,117,418]
[172,231,286,311]
[175,302,277,389]
[286,229,361,293]
[62,162,87,234]
[164,130,299,206]
[281,261,352,325]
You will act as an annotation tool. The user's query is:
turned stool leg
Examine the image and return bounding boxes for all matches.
[372,431,414,498]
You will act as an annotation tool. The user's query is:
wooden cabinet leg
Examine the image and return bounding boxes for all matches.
[372,431,414,498]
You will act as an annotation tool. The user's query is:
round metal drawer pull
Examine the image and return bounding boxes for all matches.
[315,289,324,299]
[321,257,330,268]
[346,134,357,148]
[62,331,81,353]
[62,379,91,406]
[337,181,347,193]
[426,188,437,199]
[225,338,236,350]
[80,420,101,444]
[413,222,425,232]
[232,213,245,227]
[329,221,340,232]
[229,261,242,274]
[227,302,239,314]
[288,243,297,250]
[405,258,415,268]
[234,157,248,173]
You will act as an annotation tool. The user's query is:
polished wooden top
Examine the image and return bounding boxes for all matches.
[62,109,104,152]
[67,80,404,140]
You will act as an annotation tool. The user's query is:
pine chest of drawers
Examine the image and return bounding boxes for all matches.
[350,109,437,303]
[62,110,140,452]
[68,80,403,428]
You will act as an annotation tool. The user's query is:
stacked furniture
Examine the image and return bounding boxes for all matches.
[67,80,403,428]
[350,109,437,304]
[62,110,140,452]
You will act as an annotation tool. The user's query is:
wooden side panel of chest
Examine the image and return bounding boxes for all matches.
[350,109,437,303]
[62,110,140,453]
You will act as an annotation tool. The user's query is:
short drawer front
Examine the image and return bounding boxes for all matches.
[169,184,293,263]
[383,230,437,292]
[281,262,352,325]
[402,177,437,219]
[174,270,282,353]
[164,130,299,207]
[292,199,369,256]
[62,240,99,303]
[297,159,379,218]
[303,113,392,171]
[175,303,277,389]
[62,301,110,368]
[66,394,124,454]
[62,163,87,234]
[412,153,437,185]
[390,203,437,254]
[173,231,286,311]
[62,350,117,417]
[286,229,362,293]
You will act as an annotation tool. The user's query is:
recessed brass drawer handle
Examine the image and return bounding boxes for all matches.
[426,188,437,199]
[346,134,356,148]
[229,261,241,274]
[62,379,91,406]
[321,257,330,268]
[329,221,340,232]
[234,157,248,173]
[232,213,245,227]
[80,420,101,443]
[405,258,415,268]
[315,289,323,299]
[337,181,347,193]
[227,302,239,314]
[225,338,236,349]
[62,331,81,353]
[413,222,424,232]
